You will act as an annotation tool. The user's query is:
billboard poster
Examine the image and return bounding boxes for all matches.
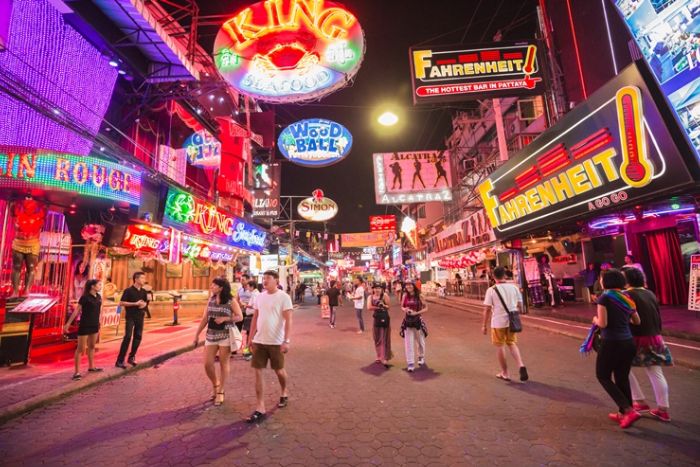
[278,118,353,167]
[428,209,495,259]
[341,231,392,248]
[614,0,700,157]
[478,63,696,240]
[373,150,453,204]
[252,163,281,218]
[184,130,221,167]
[409,41,545,105]
[369,215,396,232]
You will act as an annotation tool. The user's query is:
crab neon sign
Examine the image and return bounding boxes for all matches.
[213,0,365,103]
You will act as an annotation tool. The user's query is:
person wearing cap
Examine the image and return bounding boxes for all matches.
[369,282,393,368]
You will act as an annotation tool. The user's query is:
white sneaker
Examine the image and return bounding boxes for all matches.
[418,357,425,366]
[407,365,415,373]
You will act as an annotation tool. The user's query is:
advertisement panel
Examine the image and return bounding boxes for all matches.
[163,187,267,252]
[478,63,696,239]
[278,118,353,167]
[369,215,396,232]
[409,41,545,105]
[428,209,495,259]
[297,189,338,221]
[373,150,453,204]
[252,163,281,218]
[392,241,402,266]
[122,224,171,253]
[0,148,141,205]
[213,0,365,103]
[157,144,186,185]
[340,231,391,248]
[184,130,221,167]
[614,0,700,156]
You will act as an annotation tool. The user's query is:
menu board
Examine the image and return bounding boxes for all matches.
[688,254,700,312]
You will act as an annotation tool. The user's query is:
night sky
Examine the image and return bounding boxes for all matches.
[197,0,539,233]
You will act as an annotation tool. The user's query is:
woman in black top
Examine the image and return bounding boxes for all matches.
[64,279,103,380]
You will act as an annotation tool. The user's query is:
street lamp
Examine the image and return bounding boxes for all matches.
[377,111,399,126]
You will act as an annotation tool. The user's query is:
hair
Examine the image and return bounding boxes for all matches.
[602,269,626,290]
[329,280,336,287]
[625,254,635,262]
[83,279,99,296]
[405,281,420,298]
[263,270,279,280]
[372,282,382,289]
[493,266,506,280]
[356,276,364,283]
[623,267,645,288]
[132,271,145,282]
[212,277,233,304]
[242,273,250,280]
[247,280,257,289]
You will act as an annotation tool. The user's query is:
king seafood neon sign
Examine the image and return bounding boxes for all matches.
[477,64,698,239]
[213,0,365,103]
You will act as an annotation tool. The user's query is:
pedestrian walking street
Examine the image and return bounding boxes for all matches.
[1,300,698,467]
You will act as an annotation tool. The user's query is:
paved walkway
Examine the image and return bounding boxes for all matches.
[0,300,698,466]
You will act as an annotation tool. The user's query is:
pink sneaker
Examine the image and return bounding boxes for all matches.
[633,402,650,413]
[608,412,622,423]
[650,409,671,422]
[619,410,641,429]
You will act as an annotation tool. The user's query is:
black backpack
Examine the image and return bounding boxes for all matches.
[373,293,390,328]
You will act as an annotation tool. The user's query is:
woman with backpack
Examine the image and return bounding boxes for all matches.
[400,281,428,372]
[369,282,392,368]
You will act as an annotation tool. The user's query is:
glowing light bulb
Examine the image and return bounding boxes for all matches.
[378,111,399,126]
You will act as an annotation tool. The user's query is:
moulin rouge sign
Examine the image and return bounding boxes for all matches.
[213,0,365,103]
[478,63,697,239]
[163,188,267,252]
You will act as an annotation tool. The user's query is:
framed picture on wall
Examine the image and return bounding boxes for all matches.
[166,262,183,278]
[192,264,210,278]
[127,259,144,280]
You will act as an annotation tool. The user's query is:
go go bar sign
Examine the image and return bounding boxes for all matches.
[213,0,365,103]
[478,63,697,240]
[0,149,141,205]
[278,118,352,167]
[163,187,267,252]
[297,189,338,221]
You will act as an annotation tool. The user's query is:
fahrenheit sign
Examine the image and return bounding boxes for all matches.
[409,41,544,104]
[477,63,696,239]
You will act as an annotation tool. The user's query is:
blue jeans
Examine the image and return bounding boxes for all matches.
[355,307,364,332]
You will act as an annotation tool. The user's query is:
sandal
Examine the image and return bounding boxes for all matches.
[211,384,220,401]
[496,374,511,382]
[246,411,266,423]
[88,367,103,372]
[71,373,81,381]
[214,390,225,406]
[278,396,288,408]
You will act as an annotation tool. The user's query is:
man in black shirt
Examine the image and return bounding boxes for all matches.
[115,272,148,369]
[326,280,341,329]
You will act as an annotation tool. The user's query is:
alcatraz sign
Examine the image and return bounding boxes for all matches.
[478,63,696,239]
[409,41,544,104]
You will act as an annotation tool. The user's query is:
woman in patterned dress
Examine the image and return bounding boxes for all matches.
[194,278,243,406]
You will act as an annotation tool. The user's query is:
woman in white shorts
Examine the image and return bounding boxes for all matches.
[194,278,243,406]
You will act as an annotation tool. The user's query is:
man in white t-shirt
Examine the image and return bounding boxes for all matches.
[482,266,528,383]
[348,277,366,334]
[247,270,293,423]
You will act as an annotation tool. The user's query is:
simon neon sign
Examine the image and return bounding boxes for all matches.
[213,0,365,103]
[477,64,698,240]
[0,149,141,205]
[163,188,267,252]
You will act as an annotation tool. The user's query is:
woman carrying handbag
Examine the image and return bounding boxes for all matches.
[369,282,393,368]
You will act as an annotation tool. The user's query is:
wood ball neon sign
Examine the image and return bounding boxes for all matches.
[213,0,365,103]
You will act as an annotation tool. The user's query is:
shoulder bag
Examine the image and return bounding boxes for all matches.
[493,285,522,333]
[373,293,390,328]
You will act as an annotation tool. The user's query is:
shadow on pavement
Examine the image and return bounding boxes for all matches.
[407,365,441,382]
[631,425,700,459]
[509,380,603,405]
[360,362,391,376]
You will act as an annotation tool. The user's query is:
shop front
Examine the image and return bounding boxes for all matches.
[0,148,142,364]
[478,62,700,308]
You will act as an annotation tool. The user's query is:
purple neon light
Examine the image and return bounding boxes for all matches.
[588,207,695,229]
[0,0,118,156]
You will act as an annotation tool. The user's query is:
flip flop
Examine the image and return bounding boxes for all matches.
[278,396,288,408]
[496,374,511,382]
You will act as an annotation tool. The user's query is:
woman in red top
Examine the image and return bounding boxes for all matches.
[400,282,428,373]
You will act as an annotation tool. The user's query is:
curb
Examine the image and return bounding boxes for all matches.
[0,342,197,425]
[427,298,700,370]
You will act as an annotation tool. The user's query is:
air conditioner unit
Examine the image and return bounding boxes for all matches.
[517,99,539,121]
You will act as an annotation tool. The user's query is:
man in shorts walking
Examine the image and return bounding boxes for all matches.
[482,267,528,382]
[247,270,293,423]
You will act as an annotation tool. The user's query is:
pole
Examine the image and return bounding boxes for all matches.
[493,98,509,162]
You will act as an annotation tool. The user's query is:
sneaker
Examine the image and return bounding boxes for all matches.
[244,354,253,361]
[71,373,82,381]
[115,362,127,369]
[619,410,641,429]
[407,365,415,373]
[633,402,650,413]
[417,357,425,366]
[650,408,671,422]
[608,412,622,423]
[519,366,529,382]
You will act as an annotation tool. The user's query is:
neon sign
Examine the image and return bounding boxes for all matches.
[0,149,141,205]
[163,187,267,252]
[297,189,338,221]
[123,225,170,253]
[278,118,352,167]
[183,130,221,167]
[213,0,365,103]
[477,64,696,239]
[372,150,453,205]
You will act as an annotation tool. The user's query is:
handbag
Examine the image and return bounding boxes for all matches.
[229,325,243,352]
[493,285,522,333]
[373,293,390,328]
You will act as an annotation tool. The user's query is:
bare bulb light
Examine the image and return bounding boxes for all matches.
[378,111,399,126]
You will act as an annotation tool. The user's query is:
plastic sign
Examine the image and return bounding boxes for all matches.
[409,41,544,104]
[123,224,170,253]
[369,215,396,232]
[373,150,453,204]
[213,0,365,103]
[478,64,696,240]
[183,130,222,167]
[0,149,141,205]
[252,163,281,218]
[340,231,391,248]
[163,187,267,252]
[297,189,338,221]
[278,118,352,167]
